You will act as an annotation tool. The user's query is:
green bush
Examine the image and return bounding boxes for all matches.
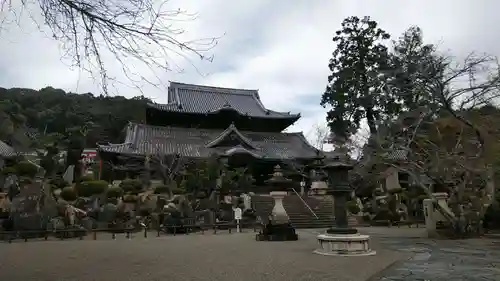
[79,175,94,182]
[172,187,185,195]
[153,184,185,195]
[119,179,143,194]
[15,161,39,178]
[388,187,403,194]
[49,177,69,189]
[106,186,124,198]
[154,185,169,194]
[346,200,361,215]
[2,166,17,175]
[417,194,430,200]
[123,194,138,203]
[60,187,77,201]
[75,180,108,197]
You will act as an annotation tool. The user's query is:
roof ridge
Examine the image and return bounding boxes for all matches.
[169,81,258,96]
[130,122,309,136]
[205,123,256,149]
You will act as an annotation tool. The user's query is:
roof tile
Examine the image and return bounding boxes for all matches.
[0,140,16,158]
[99,123,317,159]
[148,82,299,119]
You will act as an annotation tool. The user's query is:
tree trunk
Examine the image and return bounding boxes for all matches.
[365,107,378,135]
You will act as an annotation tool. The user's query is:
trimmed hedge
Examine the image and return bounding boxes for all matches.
[346,200,361,215]
[49,177,69,189]
[119,179,143,194]
[106,186,124,198]
[15,161,39,178]
[60,187,77,201]
[153,184,185,195]
[75,180,108,197]
[1,166,17,175]
[123,194,138,203]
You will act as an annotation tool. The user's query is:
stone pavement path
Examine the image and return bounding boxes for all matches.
[358,228,500,281]
[0,230,404,281]
[2,227,498,280]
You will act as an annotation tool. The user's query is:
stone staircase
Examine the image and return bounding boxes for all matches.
[283,195,334,228]
[251,194,359,229]
[251,195,274,223]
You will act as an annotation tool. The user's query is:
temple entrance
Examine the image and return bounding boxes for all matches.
[223,149,305,194]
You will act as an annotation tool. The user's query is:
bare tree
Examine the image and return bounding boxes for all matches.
[1,0,219,93]
[307,122,329,151]
[375,53,500,236]
[115,152,186,185]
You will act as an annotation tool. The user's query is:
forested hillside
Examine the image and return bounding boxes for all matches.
[0,86,151,150]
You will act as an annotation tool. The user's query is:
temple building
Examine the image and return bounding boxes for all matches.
[97,82,320,184]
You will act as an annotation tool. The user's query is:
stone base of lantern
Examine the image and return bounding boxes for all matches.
[255,222,298,241]
[256,191,298,241]
[313,232,376,256]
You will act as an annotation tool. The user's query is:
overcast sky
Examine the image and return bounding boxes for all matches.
[0,0,497,147]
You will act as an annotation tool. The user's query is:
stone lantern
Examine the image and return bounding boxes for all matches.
[313,153,376,256]
[308,154,328,195]
[256,165,298,241]
[323,157,356,234]
[217,154,230,195]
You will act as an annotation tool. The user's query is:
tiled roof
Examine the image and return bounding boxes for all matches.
[385,149,408,161]
[147,82,300,119]
[0,140,16,158]
[205,123,256,149]
[98,123,318,160]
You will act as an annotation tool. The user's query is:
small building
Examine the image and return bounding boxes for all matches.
[97,82,320,185]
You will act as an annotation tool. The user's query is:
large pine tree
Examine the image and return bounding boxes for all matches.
[321,16,392,139]
[387,26,444,113]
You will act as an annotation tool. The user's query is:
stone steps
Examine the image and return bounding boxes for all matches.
[284,195,333,228]
[251,195,359,229]
[251,195,274,222]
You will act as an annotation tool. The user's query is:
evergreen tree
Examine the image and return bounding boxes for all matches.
[321,16,392,139]
[387,26,444,113]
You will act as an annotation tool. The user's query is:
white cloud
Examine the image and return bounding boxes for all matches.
[0,0,498,146]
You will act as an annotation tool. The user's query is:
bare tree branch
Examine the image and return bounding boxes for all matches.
[1,0,220,94]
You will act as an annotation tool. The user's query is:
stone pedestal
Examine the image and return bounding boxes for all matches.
[256,191,298,241]
[314,233,376,256]
[270,191,289,223]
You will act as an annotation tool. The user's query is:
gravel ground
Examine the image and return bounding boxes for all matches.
[0,229,405,281]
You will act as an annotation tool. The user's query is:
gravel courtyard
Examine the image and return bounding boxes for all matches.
[0,229,405,281]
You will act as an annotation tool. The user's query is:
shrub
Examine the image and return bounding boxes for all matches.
[417,194,430,200]
[172,187,185,195]
[2,166,17,175]
[388,187,403,194]
[346,200,361,215]
[154,185,169,194]
[15,161,39,178]
[106,186,124,198]
[119,179,143,194]
[49,177,69,189]
[123,194,138,203]
[75,180,108,197]
[483,194,500,230]
[60,187,77,201]
[79,175,94,182]
[153,183,185,195]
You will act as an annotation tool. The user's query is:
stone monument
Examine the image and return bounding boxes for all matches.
[256,165,298,241]
[313,152,376,256]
